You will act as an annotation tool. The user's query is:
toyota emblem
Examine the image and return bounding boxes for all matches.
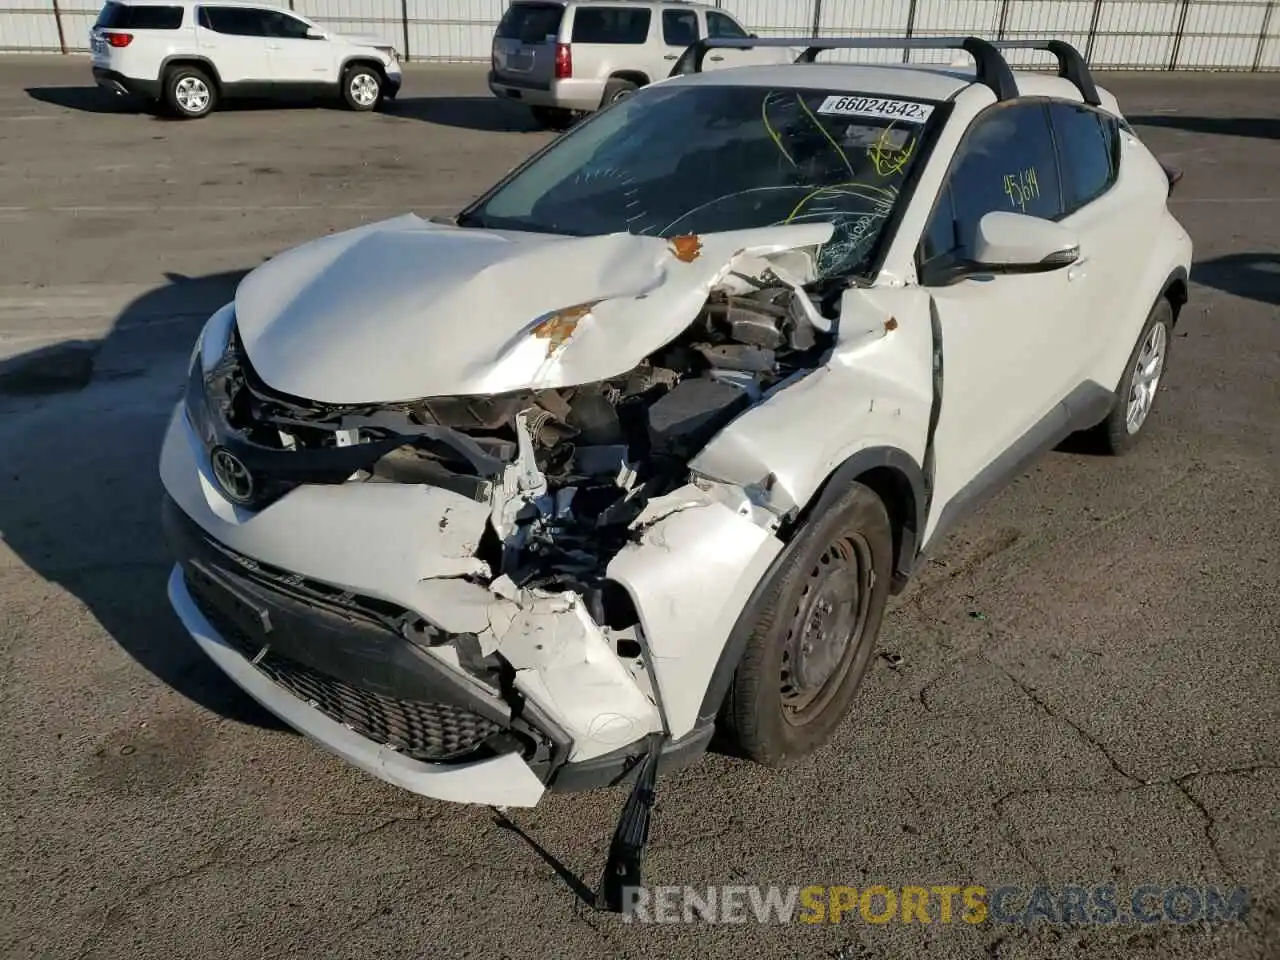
[211,447,255,504]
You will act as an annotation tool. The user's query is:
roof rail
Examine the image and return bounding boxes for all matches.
[989,39,1100,105]
[667,36,1098,105]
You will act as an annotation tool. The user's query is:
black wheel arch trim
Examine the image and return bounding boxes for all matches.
[695,445,924,727]
[1161,265,1190,321]
[159,55,222,89]
[341,56,388,79]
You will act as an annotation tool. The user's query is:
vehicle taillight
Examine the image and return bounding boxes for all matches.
[1160,160,1183,195]
[106,32,133,47]
[554,42,572,79]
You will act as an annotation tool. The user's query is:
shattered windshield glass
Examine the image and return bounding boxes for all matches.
[462,84,937,280]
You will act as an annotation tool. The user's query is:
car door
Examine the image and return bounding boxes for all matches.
[1047,100,1128,381]
[195,5,271,85]
[659,7,697,73]
[918,101,1083,533]
[261,8,333,86]
[568,5,654,85]
[699,8,788,68]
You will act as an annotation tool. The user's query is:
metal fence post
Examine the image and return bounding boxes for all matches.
[1084,0,1104,63]
[1168,0,1192,70]
[401,0,410,60]
[51,0,67,54]
[902,0,918,62]
[1253,0,1277,72]
[810,0,822,38]
[996,0,1012,41]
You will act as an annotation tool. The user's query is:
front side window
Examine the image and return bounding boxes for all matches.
[706,10,748,39]
[1050,101,1119,214]
[199,6,271,35]
[662,9,698,47]
[262,10,313,39]
[460,85,939,280]
[570,6,652,44]
[496,2,564,42]
[922,101,1063,264]
[95,2,184,29]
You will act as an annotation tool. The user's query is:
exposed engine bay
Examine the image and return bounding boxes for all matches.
[207,282,832,623]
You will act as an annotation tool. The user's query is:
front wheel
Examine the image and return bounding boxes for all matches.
[719,482,893,765]
[342,65,383,111]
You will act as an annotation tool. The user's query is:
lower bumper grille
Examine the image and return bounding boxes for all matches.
[188,580,503,762]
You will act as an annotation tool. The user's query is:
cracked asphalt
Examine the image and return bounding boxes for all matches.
[0,58,1276,960]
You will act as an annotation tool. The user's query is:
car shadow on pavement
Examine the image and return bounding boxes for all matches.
[25,85,151,115]
[1126,114,1280,141]
[385,95,547,132]
[1192,253,1280,306]
[0,269,286,731]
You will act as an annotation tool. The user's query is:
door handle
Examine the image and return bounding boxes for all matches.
[267,43,282,49]
[708,54,724,61]
[663,53,677,60]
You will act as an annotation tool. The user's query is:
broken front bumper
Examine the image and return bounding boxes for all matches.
[159,404,775,804]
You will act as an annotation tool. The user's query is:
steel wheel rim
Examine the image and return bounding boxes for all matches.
[350,73,379,106]
[1125,321,1167,434]
[175,76,209,113]
[780,532,873,725]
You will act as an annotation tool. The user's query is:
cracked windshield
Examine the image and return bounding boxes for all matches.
[464,84,935,279]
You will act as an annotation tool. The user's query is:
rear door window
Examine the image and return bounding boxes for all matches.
[570,6,651,43]
[198,6,270,35]
[495,2,564,42]
[95,2,184,29]
[705,10,748,39]
[661,9,697,47]
[1050,102,1120,214]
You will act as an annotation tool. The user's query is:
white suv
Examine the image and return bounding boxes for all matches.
[90,0,402,118]
[161,36,1191,906]
[489,0,791,128]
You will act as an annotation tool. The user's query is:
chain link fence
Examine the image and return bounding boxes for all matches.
[2,0,1277,69]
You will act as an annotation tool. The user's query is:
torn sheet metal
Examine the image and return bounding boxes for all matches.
[232,214,834,404]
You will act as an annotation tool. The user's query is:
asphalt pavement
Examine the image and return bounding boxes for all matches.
[0,58,1276,960]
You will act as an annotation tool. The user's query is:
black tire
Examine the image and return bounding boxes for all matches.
[600,77,638,107]
[719,482,894,765]
[1082,298,1174,456]
[163,66,217,119]
[530,105,576,131]
[341,64,383,112]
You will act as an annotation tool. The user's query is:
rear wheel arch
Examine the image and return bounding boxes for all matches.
[160,56,222,91]
[608,69,649,88]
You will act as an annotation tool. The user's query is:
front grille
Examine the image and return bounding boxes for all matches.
[188,582,502,762]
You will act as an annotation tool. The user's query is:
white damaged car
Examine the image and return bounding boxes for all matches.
[161,36,1191,899]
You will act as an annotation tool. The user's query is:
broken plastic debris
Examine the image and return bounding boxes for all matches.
[968,611,987,621]
[881,652,905,669]
[667,234,703,263]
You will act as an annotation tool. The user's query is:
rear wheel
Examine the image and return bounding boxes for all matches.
[1082,298,1174,455]
[719,482,893,765]
[164,66,216,119]
[600,77,638,107]
[342,65,383,111]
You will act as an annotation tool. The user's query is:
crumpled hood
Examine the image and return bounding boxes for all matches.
[233,214,833,404]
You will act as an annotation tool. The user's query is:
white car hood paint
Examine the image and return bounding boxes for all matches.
[233,214,833,404]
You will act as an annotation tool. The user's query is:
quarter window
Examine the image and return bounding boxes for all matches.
[922,101,1063,264]
[263,10,313,39]
[662,9,698,47]
[95,2,184,29]
[570,6,651,44]
[706,11,748,39]
[1050,102,1120,213]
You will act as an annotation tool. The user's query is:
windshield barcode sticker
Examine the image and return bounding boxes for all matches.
[816,96,934,124]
